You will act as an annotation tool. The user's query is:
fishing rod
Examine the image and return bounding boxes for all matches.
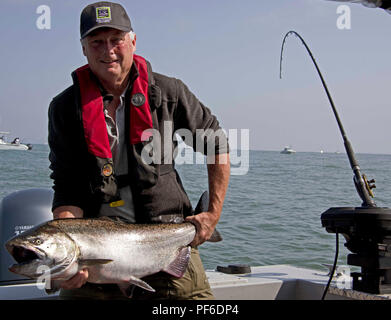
[280,31,391,297]
[279,30,376,208]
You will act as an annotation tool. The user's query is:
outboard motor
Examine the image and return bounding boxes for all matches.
[0,189,53,285]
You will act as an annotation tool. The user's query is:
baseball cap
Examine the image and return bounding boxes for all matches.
[80,1,132,39]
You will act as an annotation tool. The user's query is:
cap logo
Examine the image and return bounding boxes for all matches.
[96,7,112,23]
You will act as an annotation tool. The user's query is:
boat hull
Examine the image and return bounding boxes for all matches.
[0,144,30,151]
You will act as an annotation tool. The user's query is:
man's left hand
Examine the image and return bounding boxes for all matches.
[185,211,219,247]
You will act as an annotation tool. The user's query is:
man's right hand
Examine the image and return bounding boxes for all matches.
[52,205,87,289]
[53,205,84,219]
[60,269,89,290]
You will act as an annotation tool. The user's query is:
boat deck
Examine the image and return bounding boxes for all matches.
[1,264,390,300]
[207,264,391,300]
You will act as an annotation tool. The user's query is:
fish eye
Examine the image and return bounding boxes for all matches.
[33,238,42,245]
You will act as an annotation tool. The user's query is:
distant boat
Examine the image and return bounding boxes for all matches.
[0,132,32,151]
[280,146,296,154]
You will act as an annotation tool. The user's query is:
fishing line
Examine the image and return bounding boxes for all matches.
[321,232,339,300]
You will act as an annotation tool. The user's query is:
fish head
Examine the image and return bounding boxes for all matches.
[5,223,78,279]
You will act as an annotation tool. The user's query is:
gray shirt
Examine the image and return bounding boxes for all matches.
[98,90,136,222]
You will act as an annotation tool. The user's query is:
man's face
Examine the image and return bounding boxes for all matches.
[82,28,136,86]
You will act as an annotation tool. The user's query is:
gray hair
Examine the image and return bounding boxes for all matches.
[129,31,136,41]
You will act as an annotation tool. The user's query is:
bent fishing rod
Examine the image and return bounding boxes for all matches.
[279,31,376,207]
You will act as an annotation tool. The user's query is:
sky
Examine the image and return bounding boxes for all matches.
[0,0,390,154]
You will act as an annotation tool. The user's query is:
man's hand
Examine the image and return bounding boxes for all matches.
[60,269,89,290]
[53,206,83,219]
[52,205,88,290]
[185,211,219,247]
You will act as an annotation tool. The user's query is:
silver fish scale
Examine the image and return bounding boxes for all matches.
[6,217,197,293]
[52,218,196,282]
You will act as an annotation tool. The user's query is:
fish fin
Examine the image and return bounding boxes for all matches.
[163,246,191,278]
[193,191,223,242]
[79,259,113,267]
[208,228,223,242]
[194,191,209,214]
[128,276,155,292]
[118,277,155,298]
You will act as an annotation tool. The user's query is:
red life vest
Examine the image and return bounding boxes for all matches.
[74,54,153,159]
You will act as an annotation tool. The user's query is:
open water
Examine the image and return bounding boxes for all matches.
[1,144,391,272]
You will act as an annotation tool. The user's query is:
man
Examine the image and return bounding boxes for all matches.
[48,1,230,300]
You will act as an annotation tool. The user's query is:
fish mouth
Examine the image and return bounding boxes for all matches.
[7,244,46,268]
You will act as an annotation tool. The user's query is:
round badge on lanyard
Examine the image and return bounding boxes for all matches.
[131,93,146,107]
[102,163,113,177]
